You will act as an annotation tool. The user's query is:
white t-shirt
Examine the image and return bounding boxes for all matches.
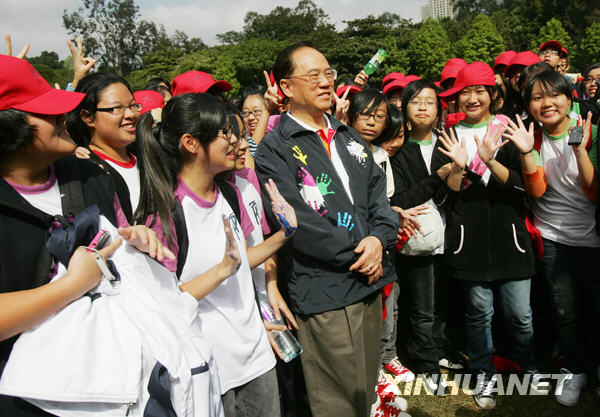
[93,150,140,213]
[533,126,600,247]
[175,178,275,393]
[371,145,394,199]
[233,168,271,295]
[6,165,62,216]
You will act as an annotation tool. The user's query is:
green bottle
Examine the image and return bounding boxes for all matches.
[363,49,388,75]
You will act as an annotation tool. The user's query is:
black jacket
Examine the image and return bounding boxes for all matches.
[390,141,455,209]
[431,137,535,282]
[0,156,118,370]
[255,113,399,315]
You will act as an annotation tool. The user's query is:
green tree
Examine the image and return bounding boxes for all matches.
[580,23,600,70]
[217,0,333,43]
[454,14,505,64]
[532,18,576,63]
[63,0,172,75]
[407,19,451,80]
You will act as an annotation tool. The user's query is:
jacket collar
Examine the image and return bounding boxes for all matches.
[278,111,347,140]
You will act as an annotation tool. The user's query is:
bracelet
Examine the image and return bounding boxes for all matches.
[520,149,533,155]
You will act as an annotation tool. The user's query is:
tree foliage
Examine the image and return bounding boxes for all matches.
[454,14,505,64]
[408,19,452,80]
[580,23,600,70]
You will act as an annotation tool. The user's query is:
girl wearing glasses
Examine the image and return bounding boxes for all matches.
[67,73,141,222]
[390,79,466,396]
[241,86,269,160]
[348,88,394,198]
[135,93,299,417]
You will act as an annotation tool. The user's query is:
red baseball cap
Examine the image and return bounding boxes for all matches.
[133,90,164,115]
[269,70,285,100]
[382,72,404,88]
[0,55,85,114]
[539,40,562,53]
[561,47,568,58]
[494,50,517,70]
[336,84,361,98]
[171,71,232,96]
[504,51,541,77]
[439,62,495,100]
[441,58,467,83]
[383,75,421,95]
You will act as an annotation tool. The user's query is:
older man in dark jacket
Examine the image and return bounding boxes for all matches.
[255,41,399,417]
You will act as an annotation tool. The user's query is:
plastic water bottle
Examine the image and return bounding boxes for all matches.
[364,49,388,75]
[257,292,303,362]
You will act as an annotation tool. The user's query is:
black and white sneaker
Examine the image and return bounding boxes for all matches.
[473,372,497,409]
[418,373,449,396]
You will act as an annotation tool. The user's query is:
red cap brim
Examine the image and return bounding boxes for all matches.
[211,80,232,92]
[12,88,86,115]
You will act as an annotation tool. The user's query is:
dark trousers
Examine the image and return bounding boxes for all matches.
[538,238,600,373]
[295,292,381,417]
[221,367,280,417]
[401,254,447,374]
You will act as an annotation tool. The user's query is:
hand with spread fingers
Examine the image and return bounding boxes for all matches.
[67,36,97,90]
[437,128,468,169]
[503,115,535,154]
[334,86,351,125]
[263,70,281,114]
[219,215,242,276]
[474,120,509,165]
[265,179,297,237]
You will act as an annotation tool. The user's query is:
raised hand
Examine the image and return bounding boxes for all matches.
[263,70,281,114]
[292,145,308,165]
[4,34,29,58]
[437,128,468,169]
[353,70,369,89]
[504,115,535,154]
[337,211,355,231]
[316,173,335,196]
[391,205,427,236]
[474,119,509,164]
[571,111,593,155]
[265,179,298,237]
[334,86,351,125]
[220,215,242,276]
[67,36,97,89]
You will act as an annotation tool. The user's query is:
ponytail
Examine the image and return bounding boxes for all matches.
[134,112,180,246]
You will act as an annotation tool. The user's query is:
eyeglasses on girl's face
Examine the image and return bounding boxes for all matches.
[95,103,142,115]
[356,112,387,123]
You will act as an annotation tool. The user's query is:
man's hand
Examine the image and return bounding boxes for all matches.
[349,236,383,281]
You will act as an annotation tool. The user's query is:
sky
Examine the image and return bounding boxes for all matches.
[1,0,426,59]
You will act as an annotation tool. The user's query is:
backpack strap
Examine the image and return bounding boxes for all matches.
[55,158,86,218]
[172,200,188,279]
[215,179,241,223]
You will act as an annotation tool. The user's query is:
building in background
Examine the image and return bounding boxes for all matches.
[421,0,456,20]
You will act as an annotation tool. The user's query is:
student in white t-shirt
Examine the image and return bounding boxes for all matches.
[67,73,142,222]
[506,69,600,407]
[134,93,298,417]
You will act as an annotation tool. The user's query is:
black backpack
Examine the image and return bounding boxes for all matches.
[172,179,241,278]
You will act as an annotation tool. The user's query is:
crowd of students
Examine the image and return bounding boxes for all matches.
[0,32,599,417]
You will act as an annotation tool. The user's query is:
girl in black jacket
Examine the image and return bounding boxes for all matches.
[435,62,538,410]
[391,80,466,396]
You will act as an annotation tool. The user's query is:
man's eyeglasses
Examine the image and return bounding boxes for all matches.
[286,69,337,84]
[242,109,262,118]
[356,112,386,123]
[538,49,560,57]
[96,103,142,115]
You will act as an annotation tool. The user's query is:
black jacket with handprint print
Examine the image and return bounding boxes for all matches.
[255,112,399,315]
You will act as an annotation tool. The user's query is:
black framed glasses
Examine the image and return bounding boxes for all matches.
[538,49,560,57]
[217,128,232,139]
[242,109,263,118]
[356,112,387,123]
[95,103,142,115]
[286,68,337,84]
